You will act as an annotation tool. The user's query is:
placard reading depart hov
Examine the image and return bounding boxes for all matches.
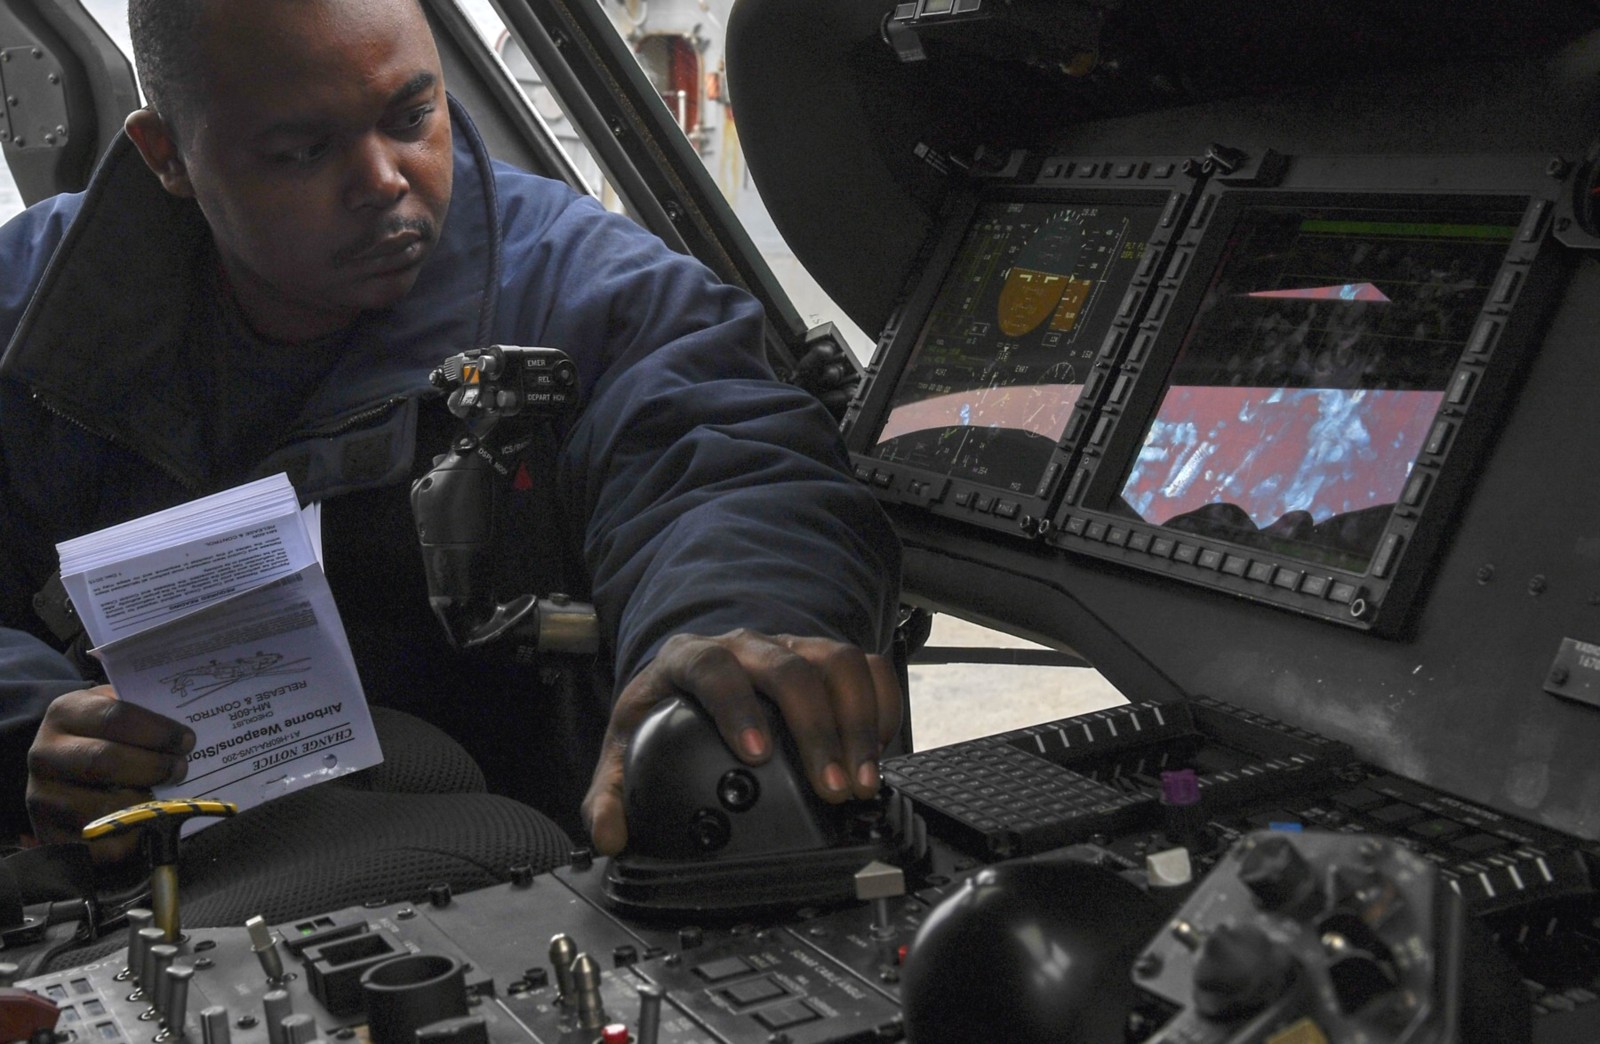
[56,474,383,827]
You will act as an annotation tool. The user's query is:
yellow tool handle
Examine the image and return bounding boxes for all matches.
[81,799,238,841]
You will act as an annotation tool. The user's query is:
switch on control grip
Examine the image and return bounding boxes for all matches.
[602,697,926,918]
[620,696,845,861]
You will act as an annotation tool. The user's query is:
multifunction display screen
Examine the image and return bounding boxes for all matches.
[1106,205,1518,573]
[869,199,1161,495]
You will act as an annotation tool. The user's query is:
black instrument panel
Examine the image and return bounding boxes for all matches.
[846,158,1194,538]
[846,151,1568,634]
[857,189,1171,519]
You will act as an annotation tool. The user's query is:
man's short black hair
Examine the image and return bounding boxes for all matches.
[127,0,202,134]
[128,0,427,139]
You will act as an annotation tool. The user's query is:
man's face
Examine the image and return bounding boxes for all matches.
[174,0,453,341]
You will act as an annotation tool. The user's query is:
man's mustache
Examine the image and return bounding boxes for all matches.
[335,216,438,264]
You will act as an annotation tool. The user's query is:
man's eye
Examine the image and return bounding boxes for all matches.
[277,141,329,165]
[394,105,435,133]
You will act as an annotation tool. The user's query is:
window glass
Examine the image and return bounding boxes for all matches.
[82,0,132,54]
[484,19,617,210]
[472,0,874,359]
[0,165,22,225]
[0,0,132,225]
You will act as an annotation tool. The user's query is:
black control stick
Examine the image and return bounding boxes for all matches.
[411,346,598,659]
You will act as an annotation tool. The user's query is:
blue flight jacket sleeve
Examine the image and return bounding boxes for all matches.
[492,182,902,686]
[0,636,84,735]
[0,196,94,725]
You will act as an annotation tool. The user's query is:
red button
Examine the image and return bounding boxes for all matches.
[0,987,60,1044]
[601,1025,631,1044]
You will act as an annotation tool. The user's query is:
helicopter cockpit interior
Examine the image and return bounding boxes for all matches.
[4,0,1600,1041]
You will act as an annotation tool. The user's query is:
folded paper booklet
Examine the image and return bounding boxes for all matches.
[56,473,383,824]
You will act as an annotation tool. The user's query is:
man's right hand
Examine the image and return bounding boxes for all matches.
[26,687,195,861]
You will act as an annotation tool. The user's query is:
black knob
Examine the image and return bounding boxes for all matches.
[523,967,549,989]
[1328,951,1399,1013]
[690,809,731,852]
[361,955,469,1044]
[428,883,453,908]
[1192,924,1296,1021]
[1330,864,1382,908]
[717,770,760,812]
[1238,835,1321,914]
[1203,142,1248,175]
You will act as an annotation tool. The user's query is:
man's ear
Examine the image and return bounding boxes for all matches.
[124,109,194,198]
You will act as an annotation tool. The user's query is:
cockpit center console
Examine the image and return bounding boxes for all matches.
[844,147,1571,634]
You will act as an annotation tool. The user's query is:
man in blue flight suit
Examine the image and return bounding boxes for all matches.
[0,0,901,869]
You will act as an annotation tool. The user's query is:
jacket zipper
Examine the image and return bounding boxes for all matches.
[32,389,202,495]
[259,396,410,460]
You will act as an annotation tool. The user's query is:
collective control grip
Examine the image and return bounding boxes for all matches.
[427,345,580,429]
[410,346,597,658]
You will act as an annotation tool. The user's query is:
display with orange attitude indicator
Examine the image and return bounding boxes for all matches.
[997,272,1095,337]
[997,269,1066,337]
[865,197,1162,498]
[1051,278,1094,332]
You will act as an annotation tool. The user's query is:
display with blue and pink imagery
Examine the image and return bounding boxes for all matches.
[870,198,1161,495]
[1108,206,1519,573]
